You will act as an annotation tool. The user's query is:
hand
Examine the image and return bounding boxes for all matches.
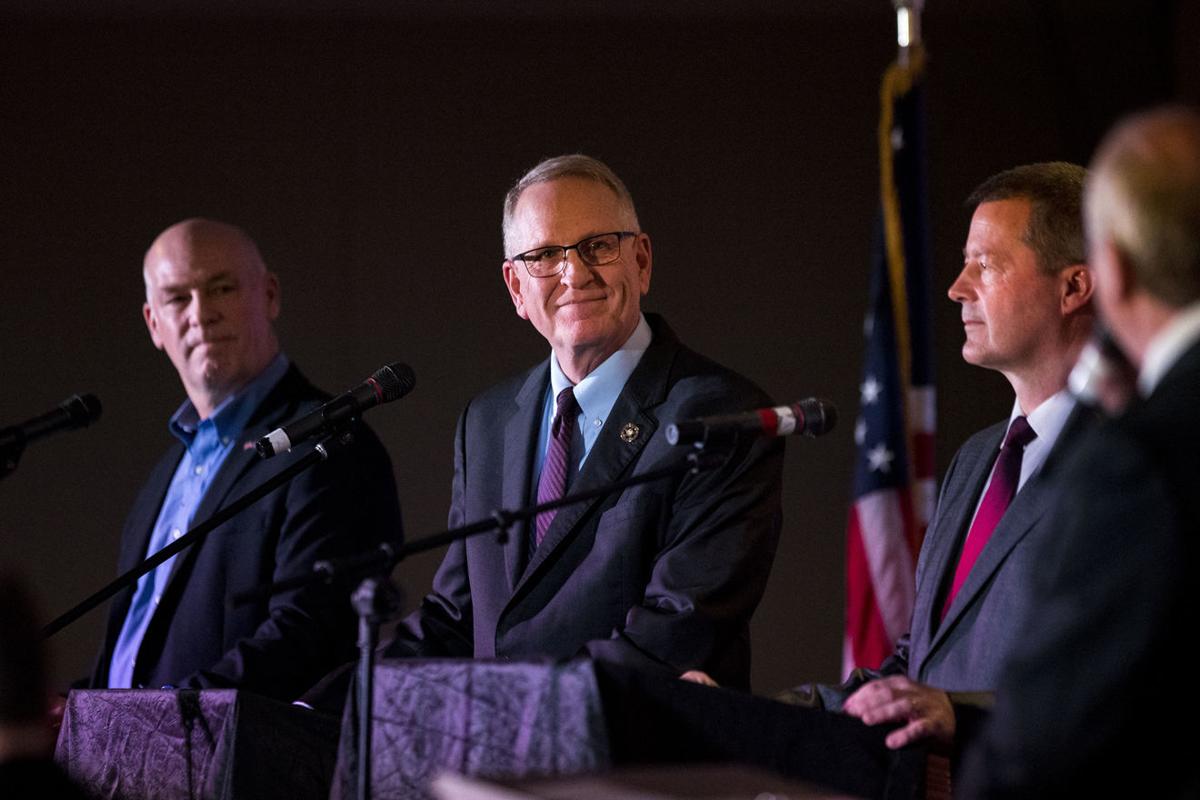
[48,694,67,732]
[842,676,955,749]
[679,670,719,687]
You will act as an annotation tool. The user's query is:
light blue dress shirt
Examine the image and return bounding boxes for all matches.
[533,314,653,486]
[107,353,290,688]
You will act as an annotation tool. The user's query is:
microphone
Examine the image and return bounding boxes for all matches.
[256,363,415,458]
[1068,327,1138,415]
[1,393,103,458]
[666,398,837,446]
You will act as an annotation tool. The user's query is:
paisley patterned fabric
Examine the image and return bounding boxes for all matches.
[331,659,610,800]
[54,688,339,799]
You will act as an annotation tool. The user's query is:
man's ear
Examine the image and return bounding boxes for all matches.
[1108,241,1139,302]
[143,301,165,351]
[1061,263,1094,315]
[265,271,281,321]
[502,260,529,320]
[633,233,652,296]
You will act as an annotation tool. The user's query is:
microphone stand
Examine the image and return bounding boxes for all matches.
[0,439,24,480]
[232,442,732,800]
[41,430,357,639]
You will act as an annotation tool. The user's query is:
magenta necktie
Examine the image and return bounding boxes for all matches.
[941,416,1036,620]
[534,387,580,547]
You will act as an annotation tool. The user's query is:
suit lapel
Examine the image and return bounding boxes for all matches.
[909,425,1002,662]
[103,444,185,666]
[931,472,1049,645]
[511,324,676,598]
[118,445,184,575]
[929,407,1092,653]
[501,366,546,590]
[160,367,305,591]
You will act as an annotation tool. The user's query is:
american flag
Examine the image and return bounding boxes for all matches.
[843,47,936,675]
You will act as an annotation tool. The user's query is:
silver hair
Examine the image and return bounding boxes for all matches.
[501,154,640,256]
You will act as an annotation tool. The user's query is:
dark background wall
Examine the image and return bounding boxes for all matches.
[2,0,1196,693]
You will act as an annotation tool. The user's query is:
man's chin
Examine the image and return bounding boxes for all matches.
[194,363,236,394]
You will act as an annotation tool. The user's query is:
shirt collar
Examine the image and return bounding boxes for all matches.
[1010,386,1074,450]
[549,314,653,424]
[1138,300,1200,396]
[169,353,291,445]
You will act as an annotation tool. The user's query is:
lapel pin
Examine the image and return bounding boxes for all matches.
[619,423,640,443]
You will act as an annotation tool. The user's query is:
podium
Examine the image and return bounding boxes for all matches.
[55,688,340,800]
[329,660,923,800]
[55,662,923,800]
[329,659,610,800]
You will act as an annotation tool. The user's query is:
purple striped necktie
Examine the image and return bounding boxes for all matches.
[535,387,580,547]
[940,415,1037,621]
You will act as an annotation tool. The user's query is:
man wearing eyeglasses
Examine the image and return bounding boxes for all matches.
[380,154,784,687]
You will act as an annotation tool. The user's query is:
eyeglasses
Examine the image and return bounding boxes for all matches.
[509,231,637,278]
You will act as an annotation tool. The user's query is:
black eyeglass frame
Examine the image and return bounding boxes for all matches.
[508,230,638,278]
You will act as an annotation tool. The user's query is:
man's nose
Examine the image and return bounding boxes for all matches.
[189,291,221,326]
[948,267,973,303]
[560,250,596,286]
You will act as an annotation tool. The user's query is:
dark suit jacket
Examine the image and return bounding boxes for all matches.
[384,315,784,688]
[960,340,1200,799]
[89,365,402,701]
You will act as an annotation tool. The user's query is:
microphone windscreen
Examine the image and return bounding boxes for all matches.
[798,397,836,436]
[374,363,416,402]
[62,394,102,428]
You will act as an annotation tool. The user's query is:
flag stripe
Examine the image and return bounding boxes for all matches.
[843,43,934,676]
[854,489,917,643]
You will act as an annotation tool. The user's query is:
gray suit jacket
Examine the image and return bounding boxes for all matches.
[905,417,1064,690]
[805,406,1091,711]
[384,314,784,688]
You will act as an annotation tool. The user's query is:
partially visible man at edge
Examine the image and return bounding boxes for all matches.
[84,218,401,700]
[961,106,1200,799]
[1,572,88,798]
[686,162,1096,767]
[364,155,784,687]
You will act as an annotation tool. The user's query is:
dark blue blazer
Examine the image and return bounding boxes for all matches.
[384,315,784,689]
[89,365,402,700]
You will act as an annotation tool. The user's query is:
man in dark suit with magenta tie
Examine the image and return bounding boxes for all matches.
[962,106,1200,798]
[380,155,784,687]
[829,163,1097,751]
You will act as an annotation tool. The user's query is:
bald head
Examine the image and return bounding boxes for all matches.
[1085,107,1200,364]
[1087,107,1200,309]
[142,218,281,418]
[143,219,267,297]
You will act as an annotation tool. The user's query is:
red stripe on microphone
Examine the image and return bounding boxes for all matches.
[366,377,384,404]
[757,408,779,437]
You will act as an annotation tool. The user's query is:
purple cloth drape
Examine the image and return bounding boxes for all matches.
[331,659,610,800]
[54,688,339,799]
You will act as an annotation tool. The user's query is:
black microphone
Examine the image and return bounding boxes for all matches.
[0,393,103,458]
[256,363,415,458]
[666,398,837,446]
